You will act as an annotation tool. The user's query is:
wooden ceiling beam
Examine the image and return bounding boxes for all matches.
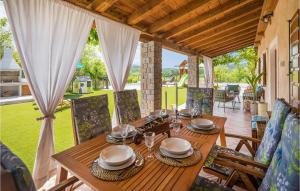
[161,0,257,39]
[87,0,119,12]
[148,0,210,33]
[201,38,255,55]
[127,0,165,25]
[175,2,262,44]
[210,43,254,57]
[195,29,257,51]
[185,18,259,47]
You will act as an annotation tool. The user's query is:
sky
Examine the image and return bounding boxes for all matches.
[0,2,187,68]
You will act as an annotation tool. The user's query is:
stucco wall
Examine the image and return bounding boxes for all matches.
[257,0,299,109]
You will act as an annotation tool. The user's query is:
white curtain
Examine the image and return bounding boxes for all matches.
[95,16,140,125]
[4,0,93,187]
[203,56,214,88]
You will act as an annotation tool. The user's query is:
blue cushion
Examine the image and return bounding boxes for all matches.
[258,113,300,191]
[1,142,36,191]
[251,115,268,129]
[254,99,291,165]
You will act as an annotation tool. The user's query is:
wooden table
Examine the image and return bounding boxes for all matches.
[52,115,227,191]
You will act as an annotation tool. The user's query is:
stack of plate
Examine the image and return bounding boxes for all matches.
[111,125,137,140]
[178,109,191,118]
[159,138,193,159]
[98,145,136,170]
[189,118,215,131]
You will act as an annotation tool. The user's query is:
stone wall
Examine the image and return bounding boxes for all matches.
[140,41,162,116]
[188,55,199,88]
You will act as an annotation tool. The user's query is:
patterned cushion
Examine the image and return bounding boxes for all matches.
[251,115,268,129]
[190,176,234,191]
[114,90,141,124]
[205,145,253,176]
[186,87,213,115]
[254,99,291,165]
[71,95,111,144]
[258,114,300,191]
[1,142,36,191]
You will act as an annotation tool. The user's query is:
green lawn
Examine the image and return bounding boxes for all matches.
[0,86,187,171]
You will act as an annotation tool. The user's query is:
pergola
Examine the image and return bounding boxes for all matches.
[63,0,278,116]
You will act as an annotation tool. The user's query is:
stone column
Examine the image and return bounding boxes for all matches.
[140,41,162,117]
[188,55,199,88]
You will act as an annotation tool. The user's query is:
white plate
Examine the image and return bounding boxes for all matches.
[190,123,215,131]
[98,153,136,171]
[100,145,133,166]
[191,118,213,128]
[111,125,136,139]
[160,146,194,159]
[179,109,191,116]
[160,138,191,155]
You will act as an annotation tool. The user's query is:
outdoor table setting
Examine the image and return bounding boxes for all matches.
[52,110,227,191]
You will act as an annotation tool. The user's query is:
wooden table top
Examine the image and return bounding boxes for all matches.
[52,115,226,191]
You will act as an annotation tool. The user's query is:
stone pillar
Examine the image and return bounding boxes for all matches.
[140,41,162,116]
[188,55,199,87]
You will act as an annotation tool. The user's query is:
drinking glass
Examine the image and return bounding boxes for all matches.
[144,132,155,160]
[121,124,129,145]
[171,119,181,136]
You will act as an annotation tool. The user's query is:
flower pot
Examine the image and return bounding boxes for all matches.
[250,101,258,115]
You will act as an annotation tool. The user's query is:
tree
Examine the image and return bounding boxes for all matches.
[0,18,13,59]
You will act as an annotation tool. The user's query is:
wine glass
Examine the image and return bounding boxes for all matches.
[121,124,129,145]
[144,132,155,160]
[171,119,181,137]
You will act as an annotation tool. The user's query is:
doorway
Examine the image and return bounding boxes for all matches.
[269,39,278,109]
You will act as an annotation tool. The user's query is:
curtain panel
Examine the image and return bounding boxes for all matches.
[95,16,141,125]
[4,0,94,187]
[203,56,214,88]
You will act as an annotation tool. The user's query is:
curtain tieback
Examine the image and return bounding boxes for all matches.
[36,114,56,121]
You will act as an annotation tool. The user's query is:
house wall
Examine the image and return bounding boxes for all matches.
[257,0,299,109]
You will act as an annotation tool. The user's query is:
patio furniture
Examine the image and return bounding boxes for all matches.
[71,95,111,144]
[114,89,141,124]
[0,142,78,191]
[52,115,227,191]
[225,84,240,103]
[186,87,214,115]
[190,176,233,191]
[203,99,291,189]
[242,85,264,101]
[212,113,299,191]
[214,89,236,112]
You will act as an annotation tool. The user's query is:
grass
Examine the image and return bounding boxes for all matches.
[0,86,187,171]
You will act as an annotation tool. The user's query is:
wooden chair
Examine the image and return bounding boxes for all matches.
[190,176,234,191]
[114,89,141,124]
[0,142,78,191]
[203,99,292,188]
[71,94,112,145]
[214,89,236,112]
[211,113,299,191]
[186,87,214,115]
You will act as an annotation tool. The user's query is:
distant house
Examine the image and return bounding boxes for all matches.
[72,76,92,94]
[0,47,30,97]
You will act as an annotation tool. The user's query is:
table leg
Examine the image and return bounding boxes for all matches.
[220,126,227,147]
[56,165,68,185]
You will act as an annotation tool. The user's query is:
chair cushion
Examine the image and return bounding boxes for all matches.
[114,90,141,124]
[258,113,300,191]
[251,115,268,129]
[186,87,213,115]
[254,99,291,165]
[190,176,234,191]
[1,142,36,191]
[205,145,253,176]
[71,95,111,144]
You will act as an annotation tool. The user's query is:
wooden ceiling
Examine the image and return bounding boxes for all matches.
[63,0,266,57]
